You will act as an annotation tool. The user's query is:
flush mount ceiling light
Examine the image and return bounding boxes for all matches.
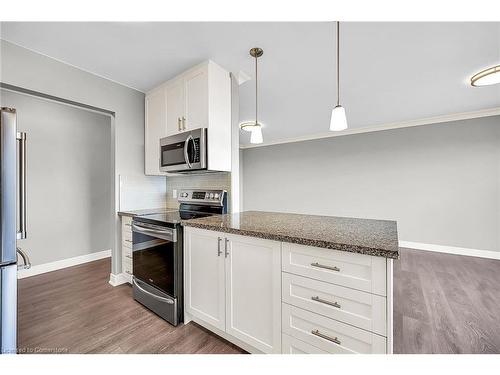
[240,47,264,144]
[470,65,500,87]
[330,21,348,132]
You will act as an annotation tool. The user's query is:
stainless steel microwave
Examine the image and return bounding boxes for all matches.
[159,128,207,173]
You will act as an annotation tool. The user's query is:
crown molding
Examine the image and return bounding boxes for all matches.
[240,107,500,149]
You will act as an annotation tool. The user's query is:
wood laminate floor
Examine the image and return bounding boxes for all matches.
[18,248,500,354]
[393,248,500,353]
[17,258,245,354]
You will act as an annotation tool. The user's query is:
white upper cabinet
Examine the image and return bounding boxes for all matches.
[180,65,209,133]
[144,87,167,175]
[145,61,232,175]
[165,77,185,136]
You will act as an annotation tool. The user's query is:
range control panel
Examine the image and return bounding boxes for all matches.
[178,189,226,205]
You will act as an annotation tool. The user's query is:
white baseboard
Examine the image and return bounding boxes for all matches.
[108,272,131,287]
[399,241,500,260]
[17,249,112,279]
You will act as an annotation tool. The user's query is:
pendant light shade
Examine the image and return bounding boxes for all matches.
[330,105,348,131]
[250,126,263,144]
[330,21,348,132]
[240,47,264,144]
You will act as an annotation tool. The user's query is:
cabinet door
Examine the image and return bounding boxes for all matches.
[166,78,185,136]
[144,88,167,175]
[184,228,226,331]
[184,66,208,131]
[224,233,282,353]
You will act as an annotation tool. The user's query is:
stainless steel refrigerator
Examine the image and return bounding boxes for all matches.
[1,107,30,354]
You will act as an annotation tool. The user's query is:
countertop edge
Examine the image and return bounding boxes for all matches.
[182,221,399,259]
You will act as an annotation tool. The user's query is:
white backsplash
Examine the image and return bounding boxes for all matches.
[166,172,231,210]
[119,174,167,211]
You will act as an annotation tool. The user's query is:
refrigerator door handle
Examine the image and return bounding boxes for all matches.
[16,131,27,240]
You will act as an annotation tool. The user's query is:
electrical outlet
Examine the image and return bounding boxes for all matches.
[173,189,177,198]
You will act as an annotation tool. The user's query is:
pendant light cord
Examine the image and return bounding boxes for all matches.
[336,21,340,107]
[255,53,258,125]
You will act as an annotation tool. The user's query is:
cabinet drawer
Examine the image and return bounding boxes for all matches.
[122,230,133,248]
[122,257,132,276]
[282,304,386,354]
[122,216,132,231]
[282,243,386,296]
[282,334,328,354]
[282,272,386,336]
[123,246,132,260]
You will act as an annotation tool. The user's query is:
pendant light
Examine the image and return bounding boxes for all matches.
[240,47,264,144]
[470,65,500,87]
[330,21,348,131]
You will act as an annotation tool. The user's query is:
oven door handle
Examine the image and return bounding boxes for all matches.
[132,222,176,241]
[183,134,193,169]
[132,278,175,304]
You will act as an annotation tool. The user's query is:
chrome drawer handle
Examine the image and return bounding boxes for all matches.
[217,237,222,256]
[125,255,132,259]
[311,296,341,309]
[311,329,341,345]
[125,239,132,243]
[310,262,340,272]
[124,223,131,227]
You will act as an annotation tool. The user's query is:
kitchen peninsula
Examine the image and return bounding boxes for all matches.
[182,211,398,354]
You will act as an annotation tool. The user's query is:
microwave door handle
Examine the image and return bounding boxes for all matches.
[184,135,193,169]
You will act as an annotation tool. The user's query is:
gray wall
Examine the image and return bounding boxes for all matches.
[1,90,111,265]
[0,40,163,274]
[242,116,500,252]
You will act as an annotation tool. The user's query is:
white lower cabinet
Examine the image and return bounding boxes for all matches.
[184,227,392,355]
[184,227,282,353]
[224,233,282,353]
[184,227,226,331]
[121,216,133,283]
[282,272,386,336]
[282,334,329,354]
[282,304,386,354]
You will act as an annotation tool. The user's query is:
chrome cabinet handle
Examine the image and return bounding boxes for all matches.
[311,329,341,345]
[132,277,174,304]
[217,237,222,256]
[224,238,229,258]
[16,132,27,240]
[16,247,31,270]
[177,117,181,131]
[310,262,340,272]
[311,296,341,309]
[125,239,132,243]
[182,116,186,130]
[125,255,132,259]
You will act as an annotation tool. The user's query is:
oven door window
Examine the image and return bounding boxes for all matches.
[133,231,175,296]
[161,141,186,167]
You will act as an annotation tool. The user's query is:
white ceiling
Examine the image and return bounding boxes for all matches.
[1,22,499,145]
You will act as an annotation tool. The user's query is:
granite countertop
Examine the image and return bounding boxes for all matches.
[182,211,399,259]
[117,207,177,217]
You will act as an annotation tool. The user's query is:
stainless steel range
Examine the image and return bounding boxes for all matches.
[131,189,227,326]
